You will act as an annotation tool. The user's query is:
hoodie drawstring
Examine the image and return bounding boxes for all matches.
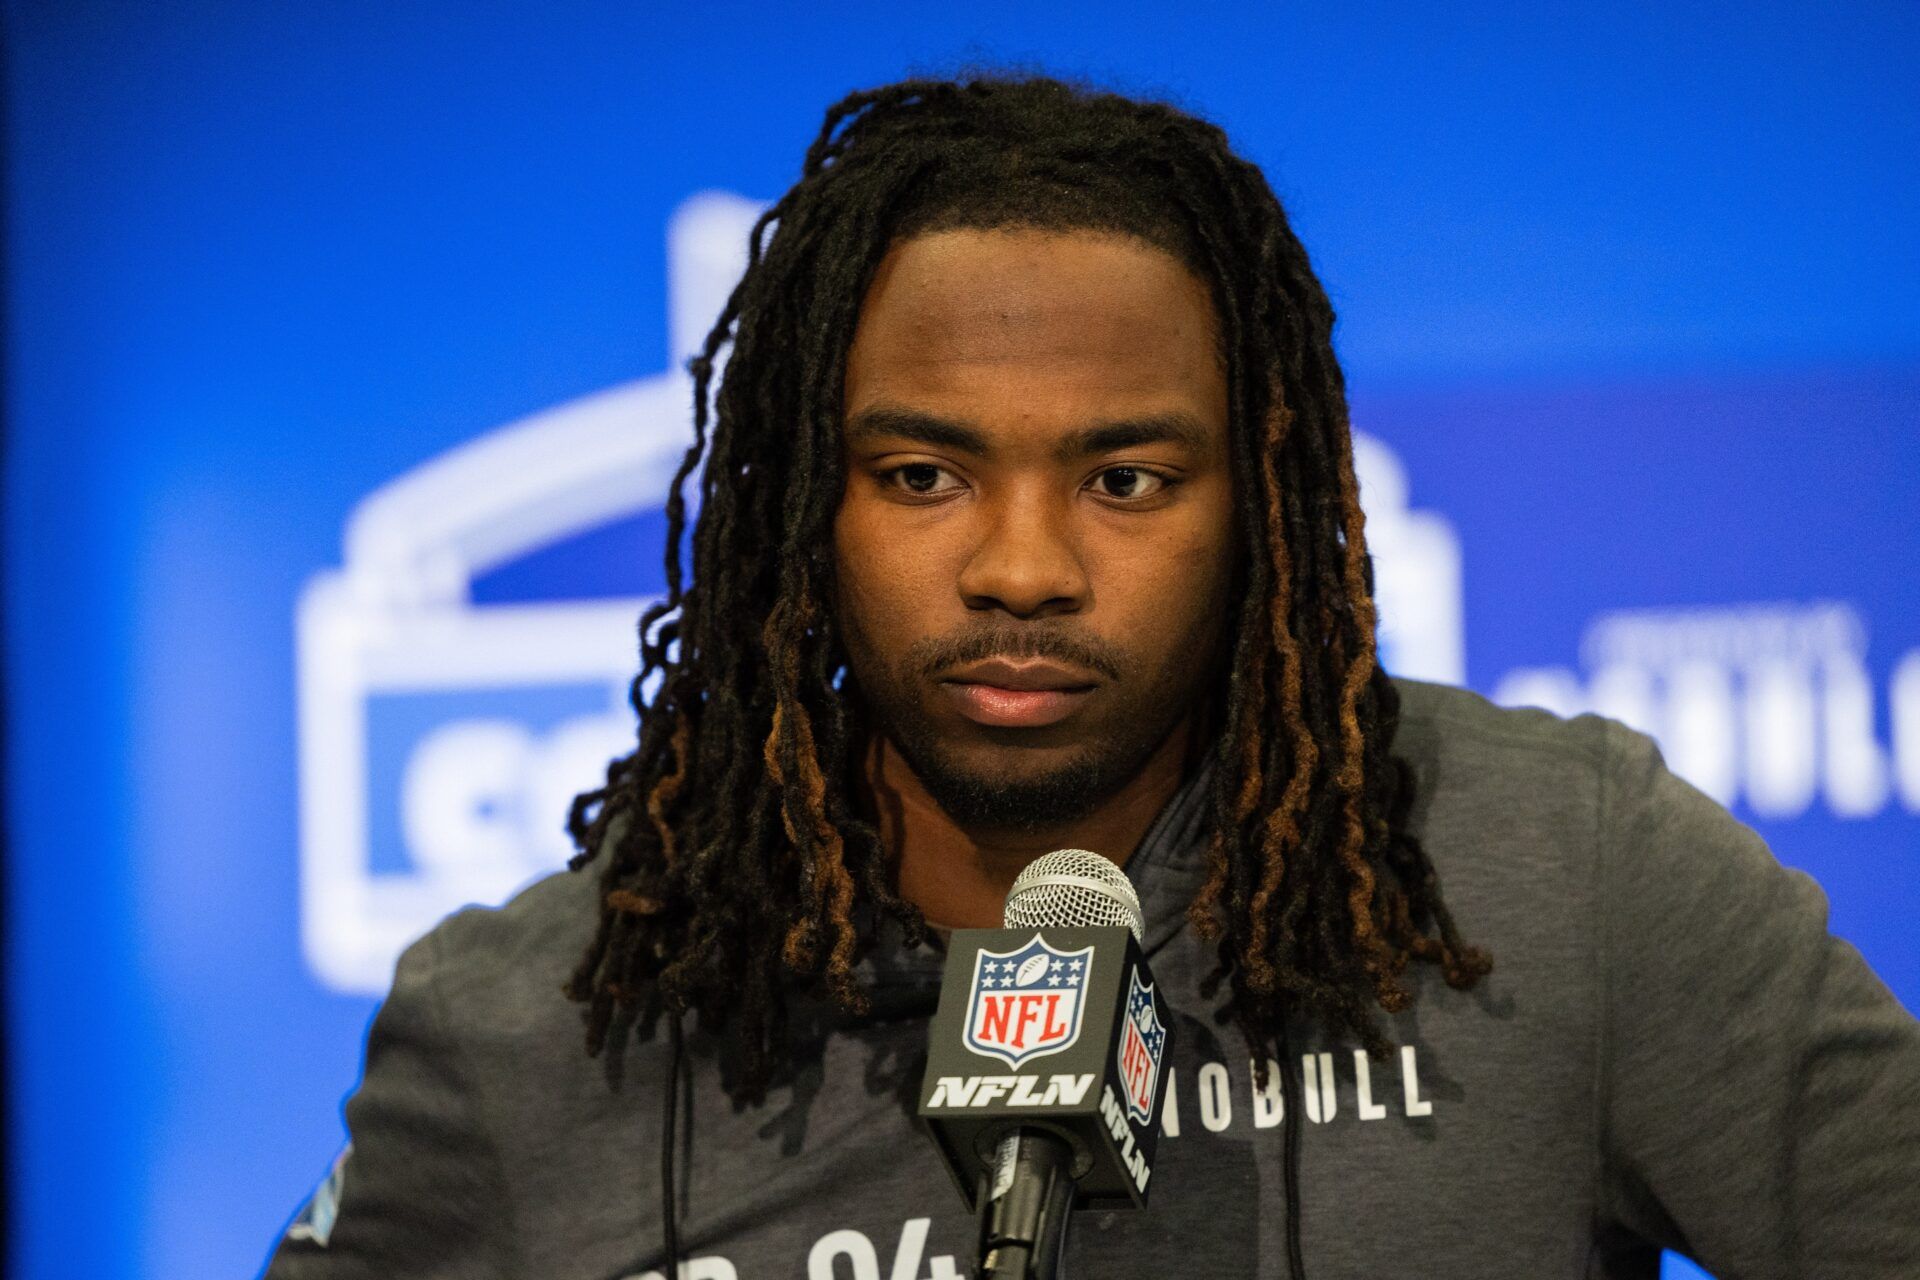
[1276,1013,1308,1279]
[661,1011,685,1279]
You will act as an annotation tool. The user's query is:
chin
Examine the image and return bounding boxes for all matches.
[900,735,1144,832]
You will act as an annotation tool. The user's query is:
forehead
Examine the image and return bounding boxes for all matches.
[842,228,1226,434]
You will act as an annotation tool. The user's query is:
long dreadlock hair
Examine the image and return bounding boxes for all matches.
[565,75,1490,1101]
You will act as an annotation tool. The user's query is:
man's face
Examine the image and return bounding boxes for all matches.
[833,227,1236,831]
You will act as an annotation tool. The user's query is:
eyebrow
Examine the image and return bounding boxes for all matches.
[844,405,1213,461]
[844,406,991,454]
[1062,413,1212,458]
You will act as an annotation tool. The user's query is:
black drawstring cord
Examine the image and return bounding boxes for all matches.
[1276,1015,1308,1279]
[661,1011,685,1279]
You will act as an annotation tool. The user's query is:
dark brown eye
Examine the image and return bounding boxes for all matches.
[1094,467,1165,499]
[884,463,960,496]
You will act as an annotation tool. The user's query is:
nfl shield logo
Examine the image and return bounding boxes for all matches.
[964,935,1095,1068]
[1117,966,1166,1126]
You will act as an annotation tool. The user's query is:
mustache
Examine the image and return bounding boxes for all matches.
[908,626,1126,682]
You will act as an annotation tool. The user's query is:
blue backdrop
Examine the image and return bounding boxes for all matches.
[5,4,1916,1278]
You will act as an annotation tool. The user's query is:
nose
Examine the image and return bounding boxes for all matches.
[955,490,1090,619]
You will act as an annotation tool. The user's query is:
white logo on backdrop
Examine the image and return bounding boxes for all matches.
[1495,603,1920,820]
[1353,435,1466,687]
[296,192,762,993]
[293,193,1467,994]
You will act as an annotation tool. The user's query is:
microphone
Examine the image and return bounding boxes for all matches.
[917,850,1175,1280]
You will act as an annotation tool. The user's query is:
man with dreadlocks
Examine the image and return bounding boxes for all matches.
[266,76,1920,1280]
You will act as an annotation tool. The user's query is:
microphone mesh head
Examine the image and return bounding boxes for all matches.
[1003,849,1145,942]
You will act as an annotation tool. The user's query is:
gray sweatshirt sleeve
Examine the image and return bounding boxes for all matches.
[1595,723,1920,1275]
[261,925,517,1279]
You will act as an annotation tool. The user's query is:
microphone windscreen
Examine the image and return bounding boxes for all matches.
[1003,849,1144,942]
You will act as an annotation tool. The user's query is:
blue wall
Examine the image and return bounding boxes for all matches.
[4,4,1916,1277]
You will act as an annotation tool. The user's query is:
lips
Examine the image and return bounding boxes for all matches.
[938,657,1100,728]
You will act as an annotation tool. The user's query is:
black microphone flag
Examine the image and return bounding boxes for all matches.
[916,924,1173,1210]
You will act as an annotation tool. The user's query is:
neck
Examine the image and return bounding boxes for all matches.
[862,720,1195,931]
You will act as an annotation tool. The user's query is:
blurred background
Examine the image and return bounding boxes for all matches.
[3,3,1916,1277]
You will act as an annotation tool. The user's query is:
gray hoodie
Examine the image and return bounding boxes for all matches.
[263,679,1920,1279]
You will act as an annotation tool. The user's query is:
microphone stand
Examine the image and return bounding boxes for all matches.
[974,1128,1077,1280]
